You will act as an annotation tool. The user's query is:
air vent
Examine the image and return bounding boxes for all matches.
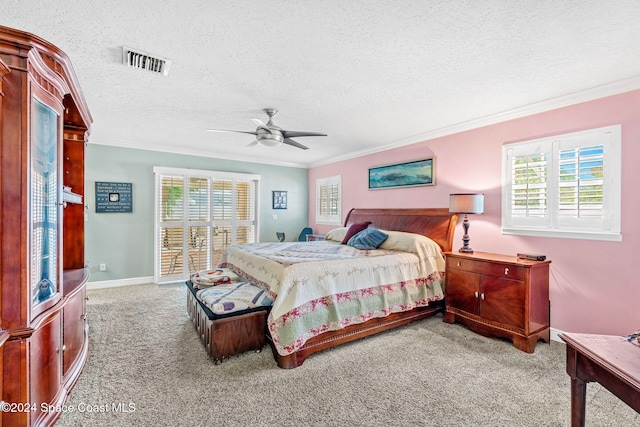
[122,47,171,76]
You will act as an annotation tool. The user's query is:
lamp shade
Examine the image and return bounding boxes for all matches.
[449,193,484,214]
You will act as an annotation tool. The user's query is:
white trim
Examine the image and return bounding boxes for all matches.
[153,167,260,283]
[502,228,622,242]
[92,139,307,168]
[152,166,261,182]
[502,125,621,241]
[89,76,640,169]
[550,327,565,344]
[87,276,154,290]
[309,76,640,168]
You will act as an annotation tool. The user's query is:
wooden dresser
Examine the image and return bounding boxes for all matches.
[0,26,92,426]
[443,252,550,353]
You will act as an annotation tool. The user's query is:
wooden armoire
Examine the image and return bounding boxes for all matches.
[0,26,92,426]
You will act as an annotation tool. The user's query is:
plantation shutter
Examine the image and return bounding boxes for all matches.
[316,181,327,218]
[511,153,547,219]
[235,179,257,244]
[211,179,233,252]
[155,168,260,283]
[328,180,340,218]
[502,125,620,240]
[503,141,551,229]
[316,175,341,225]
[556,132,609,230]
[158,175,186,278]
[188,177,210,274]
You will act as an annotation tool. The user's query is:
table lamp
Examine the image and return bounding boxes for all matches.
[449,193,484,253]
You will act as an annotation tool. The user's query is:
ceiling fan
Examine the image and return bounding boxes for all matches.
[206,108,327,150]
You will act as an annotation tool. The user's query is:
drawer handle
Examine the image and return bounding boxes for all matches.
[481,293,485,300]
[457,261,461,267]
[504,267,509,275]
[474,291,479,298]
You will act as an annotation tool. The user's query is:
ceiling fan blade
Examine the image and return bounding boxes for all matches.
[283,138,309,150]
[281,130,327,138]
[206,129,257,135]
[246,140,259,148]
[250,117,273,133]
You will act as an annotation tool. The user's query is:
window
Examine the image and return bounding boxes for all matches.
[154,167,260,283]
[316,175,342,225]
[502,125,621,241]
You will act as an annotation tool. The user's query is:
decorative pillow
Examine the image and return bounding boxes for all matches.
[191,268,241,289]
[196,281,273,315]
[347,227,389,250]
[378,230,442,257]
[341,221,372,244]
[324,227,349,242]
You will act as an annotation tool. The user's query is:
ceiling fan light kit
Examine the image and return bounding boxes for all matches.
[207,108,327,150]
[256,132,283,147]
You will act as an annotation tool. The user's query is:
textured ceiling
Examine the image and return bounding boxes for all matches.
[4,1,640,168]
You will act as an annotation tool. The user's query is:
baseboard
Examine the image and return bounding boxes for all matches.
[87,276,155,290]
[550,327,565,343]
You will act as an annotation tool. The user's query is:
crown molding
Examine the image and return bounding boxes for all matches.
[309,75,640,168]
[88,137,310,169]
[90,75,640,171]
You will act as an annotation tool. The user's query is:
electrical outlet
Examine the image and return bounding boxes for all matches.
[99,263,107,272]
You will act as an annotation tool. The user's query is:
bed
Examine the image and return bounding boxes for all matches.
[218,208,457,368]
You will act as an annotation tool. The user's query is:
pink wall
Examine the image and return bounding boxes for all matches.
[309,89,640,337]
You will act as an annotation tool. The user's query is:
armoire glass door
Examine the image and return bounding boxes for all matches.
[31,98,60,308]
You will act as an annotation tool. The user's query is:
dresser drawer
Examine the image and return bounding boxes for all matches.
[447,257,526,281]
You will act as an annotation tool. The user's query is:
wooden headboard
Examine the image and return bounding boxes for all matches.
[344,208,458,253]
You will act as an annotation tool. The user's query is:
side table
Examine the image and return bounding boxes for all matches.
[561,332,640,426]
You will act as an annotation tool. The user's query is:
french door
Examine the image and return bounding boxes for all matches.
[154,167,260,283]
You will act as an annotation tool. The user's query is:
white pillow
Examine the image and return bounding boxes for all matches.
[324,227,349,242]
[378,230,441,257]
[378,230,445,275]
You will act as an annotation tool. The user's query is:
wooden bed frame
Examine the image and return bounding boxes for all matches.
[266,207,458,369]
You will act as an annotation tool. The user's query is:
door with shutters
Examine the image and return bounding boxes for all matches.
[154,167,260,283]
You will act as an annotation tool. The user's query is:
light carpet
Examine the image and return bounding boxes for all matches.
[56,283,639,427]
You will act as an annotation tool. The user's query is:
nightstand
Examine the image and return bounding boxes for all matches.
[443,251,550,353]
[306,234,326,241]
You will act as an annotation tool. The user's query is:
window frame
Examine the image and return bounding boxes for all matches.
[153,166,260,283]
[502,125,621,242]
[315,175,342,226]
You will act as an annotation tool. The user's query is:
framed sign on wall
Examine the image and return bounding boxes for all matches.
[272,190,287,209]
[95,181,133,213]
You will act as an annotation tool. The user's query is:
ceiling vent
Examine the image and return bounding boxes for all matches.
[122,47,171,76]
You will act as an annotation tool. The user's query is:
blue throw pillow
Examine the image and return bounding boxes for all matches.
[347,228,389,250]
[341,221,372,244]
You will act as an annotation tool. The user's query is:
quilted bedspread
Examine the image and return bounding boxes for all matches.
[219,236,445,356]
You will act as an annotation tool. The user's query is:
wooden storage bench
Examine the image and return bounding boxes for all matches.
[186,280,273,363]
